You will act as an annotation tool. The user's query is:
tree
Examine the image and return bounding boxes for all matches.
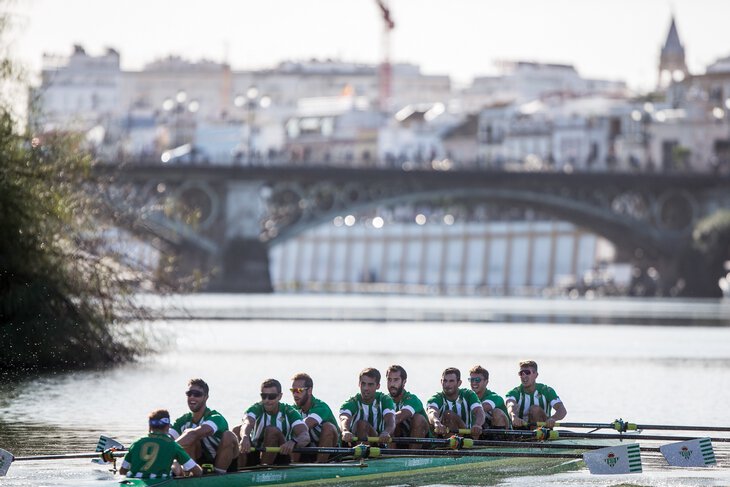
[0,7,148,376]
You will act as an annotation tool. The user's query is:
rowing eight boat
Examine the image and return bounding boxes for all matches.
[117,443,587,487]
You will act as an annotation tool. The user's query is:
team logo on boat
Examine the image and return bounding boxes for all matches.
[604,452,619,468]
[253,472,285,482]
[679,446,692,460]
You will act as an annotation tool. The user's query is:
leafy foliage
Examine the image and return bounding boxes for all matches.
[0,7,149,376]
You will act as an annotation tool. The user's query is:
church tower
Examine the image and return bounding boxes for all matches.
[658,15,689,89]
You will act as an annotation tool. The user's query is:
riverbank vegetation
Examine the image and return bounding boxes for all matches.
[0,8,150,377]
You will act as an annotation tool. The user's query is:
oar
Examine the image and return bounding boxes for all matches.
[262,446,582,460]
[480,428,730,443]
[533,420,730,433]
[356,436,666,453]
[354,436,475,449]
[259,445,383,458]
[0,447,124,476]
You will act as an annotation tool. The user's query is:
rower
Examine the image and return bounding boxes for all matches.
[427,367,484,438]
[289,372,340,463]
[118,409,202,478]
[235,378,310,466]
[468,365,511,431]
[386,365,429,448]
[505,360,567,429]
[169,378,239,474]
[340,368,396,445]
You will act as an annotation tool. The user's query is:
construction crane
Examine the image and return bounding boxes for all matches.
[374,0,395,112]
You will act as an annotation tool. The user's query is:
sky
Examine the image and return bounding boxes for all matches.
[6,0,730,92]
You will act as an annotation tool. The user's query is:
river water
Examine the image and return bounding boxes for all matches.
[2,294,730,486]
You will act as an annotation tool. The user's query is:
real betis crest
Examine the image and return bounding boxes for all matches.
[604,452,619,468]
[679,446,692,460]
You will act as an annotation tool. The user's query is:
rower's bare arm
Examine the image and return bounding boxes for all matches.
[238,418,255,453]
[473,406,485,430]
[394,408,413,425]
[382,412,395,440]
[304,416,319,430]
[177,423,214,447]
[188,464,203,477]
[339,413,353,442]
[281,424,309,455]
[506,400,523,427]
[482,402,494,413]
[551,402,567,422]
[293,423,310,446]
[428,407,446,434]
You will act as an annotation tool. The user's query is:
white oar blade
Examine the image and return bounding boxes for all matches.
[660,438,716,467]
[93,435,125,464]
[0,447,14,476]
[96,435,124,452]
[583,443,642,474]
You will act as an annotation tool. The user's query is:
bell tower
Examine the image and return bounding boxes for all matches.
[658,15,689,89]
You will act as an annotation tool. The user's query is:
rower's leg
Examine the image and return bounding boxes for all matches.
[527,405,548,424]
[490,409,510,430]
[177,431,202,461]
[441,411,467,435]
[214,430,240,473]
[261,426,285,465]
[316,422,338,463]
[408,414,429,449]
[354,420,378,442]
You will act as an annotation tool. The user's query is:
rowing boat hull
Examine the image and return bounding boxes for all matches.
[118,446,582,487]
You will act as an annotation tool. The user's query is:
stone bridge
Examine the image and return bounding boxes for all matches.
[98,162,730,293]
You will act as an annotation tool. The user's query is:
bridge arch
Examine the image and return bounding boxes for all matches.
[263,186,684,263]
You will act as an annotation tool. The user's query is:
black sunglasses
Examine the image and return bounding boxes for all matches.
[518,370,533,376]
[185,390,204,397]
[467,377,483,383]
[260,393,279,400]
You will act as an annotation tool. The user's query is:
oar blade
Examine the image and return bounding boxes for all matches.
[583,443,642,475]
[0,448,13,476]
[93,435,125,464]
[659,438,716,467]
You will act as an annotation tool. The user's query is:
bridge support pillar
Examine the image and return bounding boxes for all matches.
[207,237,272,292]
[208,181,272,293]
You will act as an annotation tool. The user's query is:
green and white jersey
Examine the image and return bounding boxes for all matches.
[427,388,482,427]
[121,432,197,479]
[245,402,305,447]
[392,390,428,421]
[295,396,340,445]
[478,388,510,418]
[505,383,561,420]
[340,392,395,434]
[170,408,229,460]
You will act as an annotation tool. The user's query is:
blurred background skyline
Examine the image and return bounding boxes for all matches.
[9,0,730,92]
